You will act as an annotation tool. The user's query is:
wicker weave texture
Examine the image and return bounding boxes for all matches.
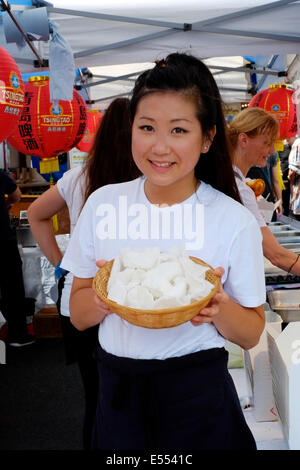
[93,256,220,329]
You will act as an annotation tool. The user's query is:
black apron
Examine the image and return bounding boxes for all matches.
[92,344,256,451]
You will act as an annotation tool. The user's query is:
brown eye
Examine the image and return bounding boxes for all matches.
[140,125,153,132]
[172,127,187,134]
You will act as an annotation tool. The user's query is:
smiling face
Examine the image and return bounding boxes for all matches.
[131,91,212,204]
[244,133,276,168]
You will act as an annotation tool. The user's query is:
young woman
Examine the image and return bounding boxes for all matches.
[62,53,266,450]
[228,107,300,276]
[27,98,140,449]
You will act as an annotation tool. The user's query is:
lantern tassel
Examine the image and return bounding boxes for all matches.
[276,154,286,190]
[52,214,59,233]
[50,175,59,233]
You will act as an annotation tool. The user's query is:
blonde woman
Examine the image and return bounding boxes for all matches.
[228,107,300,276]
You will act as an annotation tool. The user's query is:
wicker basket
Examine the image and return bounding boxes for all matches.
[92,256,220,329]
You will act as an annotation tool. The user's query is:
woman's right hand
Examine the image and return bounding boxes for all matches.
[190,267,227,326]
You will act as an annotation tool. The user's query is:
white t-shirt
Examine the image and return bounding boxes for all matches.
[288,138,300,174]
[62,176,266,360]
[233,165,267,228]
[56,165,86,317]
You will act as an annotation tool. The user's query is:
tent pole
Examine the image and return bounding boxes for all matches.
[0,0,44,67]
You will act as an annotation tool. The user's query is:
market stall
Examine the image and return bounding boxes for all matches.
[1,0,300,451]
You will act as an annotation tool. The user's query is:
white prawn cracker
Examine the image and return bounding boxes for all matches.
[107,246,215,310]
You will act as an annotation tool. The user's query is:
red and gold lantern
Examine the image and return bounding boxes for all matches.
[76,109,103,153]
[7,76,88,158]
[248,84,297,140]
[0,46,24,143]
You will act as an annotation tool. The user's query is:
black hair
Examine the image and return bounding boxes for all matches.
[81,97,141,209]
[130,53,241,203]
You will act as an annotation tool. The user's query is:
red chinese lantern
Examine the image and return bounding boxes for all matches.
[248,84,297,140]
[7,76,88,158]
[76,110,103,153]
[0,46,25,143]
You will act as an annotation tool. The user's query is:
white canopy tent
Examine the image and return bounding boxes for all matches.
[84,56,254,109]
[45,0,300,64]
[0,0,299,108]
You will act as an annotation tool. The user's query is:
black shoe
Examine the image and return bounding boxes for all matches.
[8,334,36,347]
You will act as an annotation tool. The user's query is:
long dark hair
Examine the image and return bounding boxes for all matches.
[82,98,141,206]
[130,53,241,203]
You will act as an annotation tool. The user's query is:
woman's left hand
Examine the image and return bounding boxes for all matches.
[276,201,282,215]
[190,267,229,326]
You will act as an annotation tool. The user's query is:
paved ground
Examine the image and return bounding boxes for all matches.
[229,368,289,450]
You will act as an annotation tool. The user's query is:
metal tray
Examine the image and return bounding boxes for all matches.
[273,231,300,244]
[268,225,293,233]
[274,230,300,238]
[280,243,300,251]
[278,238,300,245]
[267,289,300,322]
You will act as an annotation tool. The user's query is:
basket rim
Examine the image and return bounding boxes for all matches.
[93,256,220,315]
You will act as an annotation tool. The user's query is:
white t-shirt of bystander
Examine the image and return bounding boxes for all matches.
[56,165,86,317]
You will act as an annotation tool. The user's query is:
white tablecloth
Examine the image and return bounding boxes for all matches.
[20,234,70,312]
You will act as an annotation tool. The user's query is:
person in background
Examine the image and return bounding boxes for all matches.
[279,136,296,216]
[247,152,282,222]
[288,136,300,221]
[27,98,141,449]
[0,170,35,347]
[228,107,300,276]
[62,53,266,450]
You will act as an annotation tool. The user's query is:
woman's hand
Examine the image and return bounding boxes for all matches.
[95,259,112,317]
[190,267,229,326]
[276,200,283,215]
[96,259,107,269]
[93,293,112,317]
[288,170,296,184]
